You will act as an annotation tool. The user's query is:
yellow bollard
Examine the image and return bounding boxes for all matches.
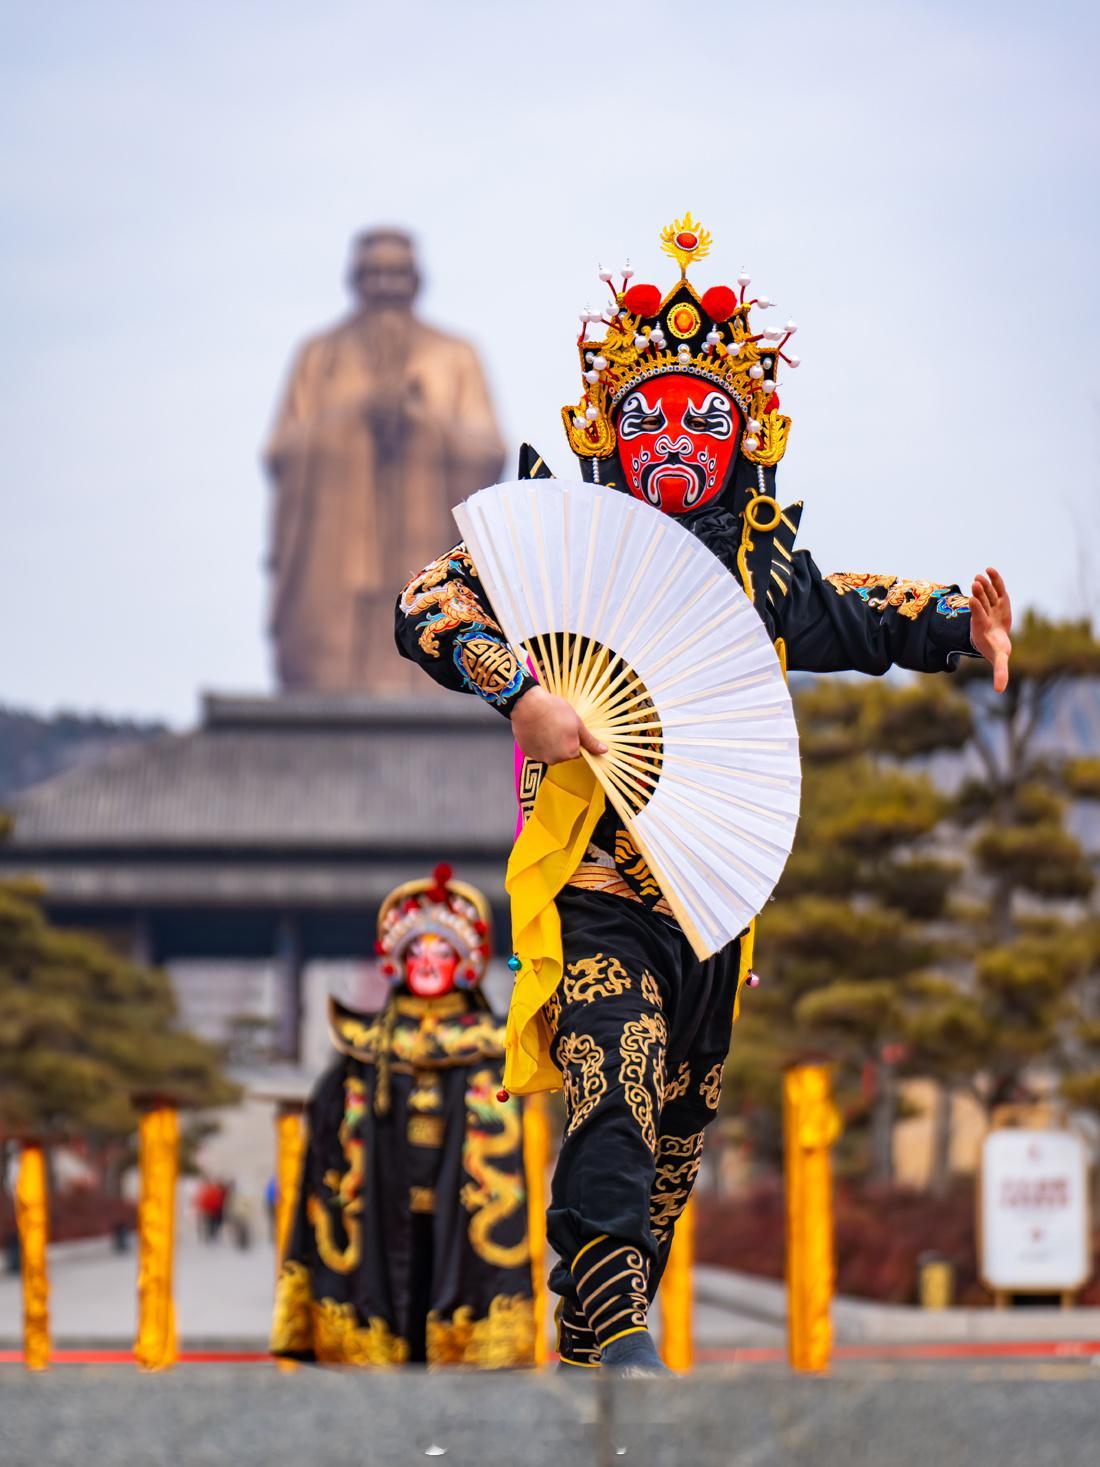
[783,1065,840,1373]
[273,1103,306,1373]
[660,1196,694,1371]
[16,1143,50,1371]
[274,1104,306,1266]
[134,1105,179,1371]
[522,1092,551,1366]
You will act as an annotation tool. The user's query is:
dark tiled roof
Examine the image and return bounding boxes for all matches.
[5,693,516,853]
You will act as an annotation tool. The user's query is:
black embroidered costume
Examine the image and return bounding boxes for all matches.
[271,871,535,1368]
[394,217,979,1366]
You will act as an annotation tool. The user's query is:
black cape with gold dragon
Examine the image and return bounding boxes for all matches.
[271,992,535,1368]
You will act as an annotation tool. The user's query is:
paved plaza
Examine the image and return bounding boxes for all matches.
[0,1229,785,1350]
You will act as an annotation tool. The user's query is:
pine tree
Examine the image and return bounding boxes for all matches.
[727,614,1100,1192]
[727,678,973,1181]
[947,613,1100,1118]
[0,866,239,1141]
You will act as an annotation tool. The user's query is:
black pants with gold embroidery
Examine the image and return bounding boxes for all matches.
[545,887,741,1342]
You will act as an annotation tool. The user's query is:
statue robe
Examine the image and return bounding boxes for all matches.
[266,312,506,694]
[270,993,536,1369]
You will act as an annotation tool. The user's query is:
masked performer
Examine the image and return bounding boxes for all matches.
[395,216,1013,1372]
[271,865,535,1368]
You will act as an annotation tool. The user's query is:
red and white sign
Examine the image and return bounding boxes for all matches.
[979,1129,1090,1291]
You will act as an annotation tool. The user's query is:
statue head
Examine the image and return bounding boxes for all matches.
[348,228,420,312]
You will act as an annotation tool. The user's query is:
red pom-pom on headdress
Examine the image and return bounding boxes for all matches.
[623,283,661,318]
[701,285,738,322]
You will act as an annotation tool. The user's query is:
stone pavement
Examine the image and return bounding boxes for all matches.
[3,1360,1100,1467]
[8,1233,1100,1351]
[0,1232,784,1349]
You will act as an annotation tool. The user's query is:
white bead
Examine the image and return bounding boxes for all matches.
[706,329,719,344]
[785,320,798,333]
[634,334,648,349]
[585,406,599,420]
[763,357,773,368]
[786,354,801,368]
[725,342,742,357]
[749,364,764,379]
[763,378,776,393]
[738,271,751,287]
[585,351,594,362]
[743,435,760,451]
[584,369,600,384]
[598,268,613,282]
[622,265,634,280]
[593,355,608,370]
[573,416,586,428]
[756,296,772,309]
[748,418,761,433]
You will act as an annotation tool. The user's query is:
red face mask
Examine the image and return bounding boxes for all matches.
[614,374,741,514]
[404,934,459,998]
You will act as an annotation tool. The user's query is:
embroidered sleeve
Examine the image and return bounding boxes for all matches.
[775,555,978,675]
[394,543,537,715]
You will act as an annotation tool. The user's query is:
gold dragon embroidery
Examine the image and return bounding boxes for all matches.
[307,1075,366,1274]
[460,1069,530,1270]
[563,953,633,1004]
[399,545,504,657]
[823,572,968,621]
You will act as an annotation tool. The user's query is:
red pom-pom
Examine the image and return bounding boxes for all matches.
[433,862,453,886]
[766,392,780,413]
[701,285,738,322]
[403,897,420,914]
[623,283,661,318]
[473,919,488,937]
[374,938,386,956]
[496,1088,510,1104]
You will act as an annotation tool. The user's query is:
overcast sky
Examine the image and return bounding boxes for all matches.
[2,0,1097,725]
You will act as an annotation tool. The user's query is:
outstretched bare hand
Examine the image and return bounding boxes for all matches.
[969,567,1012,694]
[510,686,608,766]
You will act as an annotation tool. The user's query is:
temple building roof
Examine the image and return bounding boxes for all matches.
[0,694,516,955]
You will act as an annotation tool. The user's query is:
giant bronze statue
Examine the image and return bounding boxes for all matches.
[265,229,506,694]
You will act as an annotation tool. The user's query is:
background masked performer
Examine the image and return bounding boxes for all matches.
[265,228,506,694]
[271,865,535,1368]
[394,217,1013,1373]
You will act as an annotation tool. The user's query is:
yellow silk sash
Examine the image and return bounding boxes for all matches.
[504,758,606,1094]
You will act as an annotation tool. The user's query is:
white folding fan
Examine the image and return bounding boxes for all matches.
[453,478,801,960]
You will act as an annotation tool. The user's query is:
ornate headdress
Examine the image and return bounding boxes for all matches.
[562,212,798,479]
[375,863,492,988]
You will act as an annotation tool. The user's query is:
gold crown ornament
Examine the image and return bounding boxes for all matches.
[563,213,798,472]
[375,863,492,988]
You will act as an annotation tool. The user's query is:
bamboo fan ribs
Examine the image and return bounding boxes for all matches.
[453,479,801,960]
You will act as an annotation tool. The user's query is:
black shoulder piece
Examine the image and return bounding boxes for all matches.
[517,443,556,480]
